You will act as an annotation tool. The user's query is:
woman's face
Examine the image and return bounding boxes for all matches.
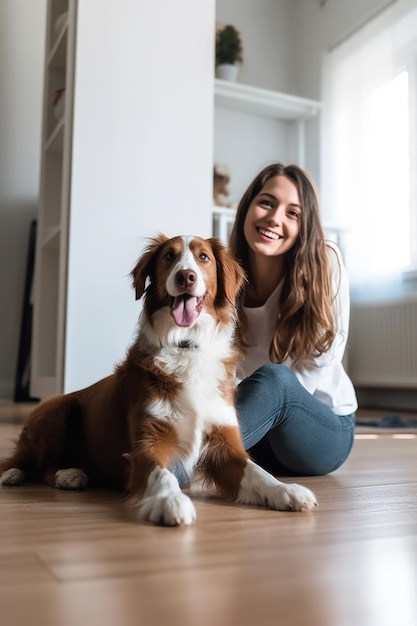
[243,175,302,260]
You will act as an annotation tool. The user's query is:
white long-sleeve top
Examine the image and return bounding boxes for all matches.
[237,242,358,416]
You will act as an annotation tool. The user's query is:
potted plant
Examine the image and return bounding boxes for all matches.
[215,24,243,82]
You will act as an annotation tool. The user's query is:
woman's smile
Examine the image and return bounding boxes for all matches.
[257,227,282,241]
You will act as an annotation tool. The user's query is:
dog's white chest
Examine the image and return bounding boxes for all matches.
[146,342,237,465]
[158,344,230,414]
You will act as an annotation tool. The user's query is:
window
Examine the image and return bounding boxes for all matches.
[321,0,417,284]
[363,70,410,276]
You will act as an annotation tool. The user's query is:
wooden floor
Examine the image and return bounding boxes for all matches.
[1,411,417,625]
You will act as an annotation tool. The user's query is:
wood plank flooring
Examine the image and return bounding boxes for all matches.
[0,418,417,626]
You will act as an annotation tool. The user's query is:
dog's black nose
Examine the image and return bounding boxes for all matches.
[175,269,197,290]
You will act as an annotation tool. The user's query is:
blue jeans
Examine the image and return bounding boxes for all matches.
[237,364,355,476]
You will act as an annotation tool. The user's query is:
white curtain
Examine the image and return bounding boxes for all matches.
[321,0,417,283]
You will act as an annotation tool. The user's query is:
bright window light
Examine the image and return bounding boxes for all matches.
[360,71,410,277]
[322,2,417,284]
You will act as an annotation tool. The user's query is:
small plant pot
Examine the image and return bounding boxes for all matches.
[215,64,239,82]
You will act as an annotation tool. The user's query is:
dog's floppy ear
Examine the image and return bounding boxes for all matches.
[207,237,246,304]
[131,234,169,300]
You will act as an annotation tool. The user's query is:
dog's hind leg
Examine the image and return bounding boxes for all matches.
[0,429,39,486]
[42,466,88,490]
[0,394,87,488]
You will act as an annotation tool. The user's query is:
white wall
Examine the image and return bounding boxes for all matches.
[216,0,295,93]
[292,0,394,100]
[64,0,215,391]
[214,108,290,203]
[0,0,46,399]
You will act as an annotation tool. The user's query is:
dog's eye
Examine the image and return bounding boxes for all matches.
[165,251,175,261]
[199,252,209,262]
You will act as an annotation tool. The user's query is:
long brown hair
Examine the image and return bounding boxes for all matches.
[229,163,338,364]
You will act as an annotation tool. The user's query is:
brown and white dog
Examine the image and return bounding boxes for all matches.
[0,235,317,525]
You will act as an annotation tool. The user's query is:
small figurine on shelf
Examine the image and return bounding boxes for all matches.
[213,163,235,208]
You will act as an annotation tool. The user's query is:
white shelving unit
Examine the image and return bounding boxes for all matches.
[31,0,76,399]
[214,78,321,164]
[212,78,321,244]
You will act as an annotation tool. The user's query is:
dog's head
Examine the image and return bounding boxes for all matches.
[131,234,246,327]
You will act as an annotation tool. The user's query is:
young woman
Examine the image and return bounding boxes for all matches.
[229,163,357,476]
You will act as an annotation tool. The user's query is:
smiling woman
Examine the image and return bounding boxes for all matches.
[226,162,357,477]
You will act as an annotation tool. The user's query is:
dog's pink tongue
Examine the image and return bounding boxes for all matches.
[170,295,199,327]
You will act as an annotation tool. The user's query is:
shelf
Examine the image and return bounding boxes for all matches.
[213,205,237,216]
[42,225,61,249]
[48,16,68,69]
[212,206,236,243]
[32,1,74,399]
[44,118,64,154]
[214,78,321,121]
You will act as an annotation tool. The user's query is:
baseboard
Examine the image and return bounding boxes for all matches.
[357,387,417,412]
[0,401,37,424]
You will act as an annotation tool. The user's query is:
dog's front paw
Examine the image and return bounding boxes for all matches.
[280,483,317,511]
[241,481,317,512]
[55,468,88,490]
[138,492,197,526]
[0,467,25,486]
[238,460,317,512]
